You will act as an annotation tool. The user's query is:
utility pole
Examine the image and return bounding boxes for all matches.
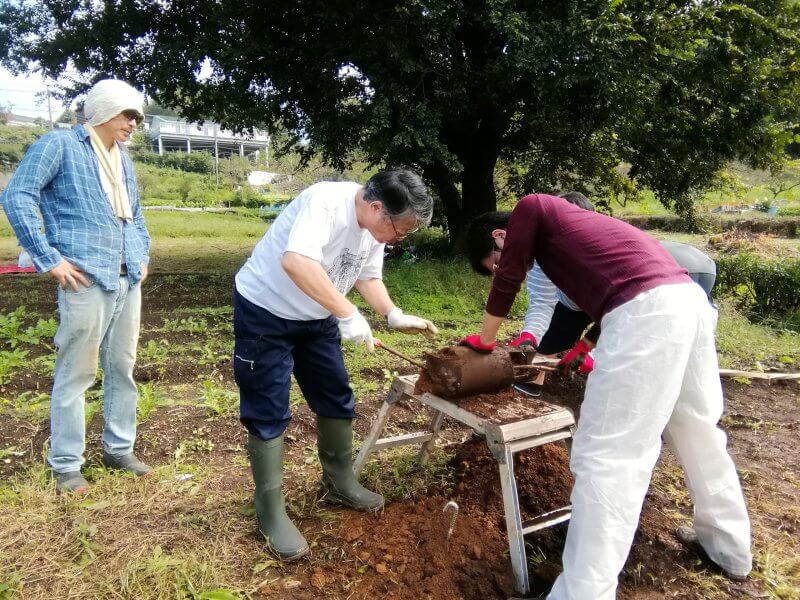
[214,123,220,186]
[46,86,54,130]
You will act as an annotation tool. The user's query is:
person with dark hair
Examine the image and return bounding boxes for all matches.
[460,193,751,599]
[233,170,436,561]
[478,193,719,395]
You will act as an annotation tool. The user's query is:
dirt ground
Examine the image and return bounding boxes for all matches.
[1,273,798,599]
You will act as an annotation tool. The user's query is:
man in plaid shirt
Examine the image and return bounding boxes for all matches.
[1,79,152,493]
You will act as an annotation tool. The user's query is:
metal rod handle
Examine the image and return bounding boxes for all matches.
[376,341,426,369]
[513,364,557,373]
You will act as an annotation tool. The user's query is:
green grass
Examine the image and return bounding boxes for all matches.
[142,211,266,239]
[715,298,800,370]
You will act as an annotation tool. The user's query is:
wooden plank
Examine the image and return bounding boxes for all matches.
[719,369,800,381]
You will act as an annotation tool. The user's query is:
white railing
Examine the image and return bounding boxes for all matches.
[150,119,269,141]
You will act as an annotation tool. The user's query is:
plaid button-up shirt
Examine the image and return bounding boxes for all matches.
[1,124,150,291]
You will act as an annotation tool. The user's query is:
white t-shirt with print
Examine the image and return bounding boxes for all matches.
[235,181,385,320]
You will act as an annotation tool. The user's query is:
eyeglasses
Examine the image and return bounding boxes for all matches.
[491,241,502,272]
[121,110,144,125]
[387,216,420,241]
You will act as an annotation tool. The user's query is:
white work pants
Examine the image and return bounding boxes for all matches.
[548,283,752,600]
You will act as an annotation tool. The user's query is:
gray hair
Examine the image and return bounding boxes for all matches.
[362,169,433,226]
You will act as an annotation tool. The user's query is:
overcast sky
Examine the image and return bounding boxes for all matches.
[0,67,69,120]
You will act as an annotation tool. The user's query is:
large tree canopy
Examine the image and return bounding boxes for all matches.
[2,1,799,235]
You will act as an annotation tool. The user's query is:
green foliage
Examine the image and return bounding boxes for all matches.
[0,391,50,421]
[134,163,229,207]
[716,253,800,323]
[0,307,56,385]
[133,151,214,174]
[139,339,171,371]
[0,123,46,167]
[200,380,238,416]
[0,348,27,386]
[715,298,800,369]
[0,142,24,167]
[5,3,799,239]
[160,317,209,334]
[137,381,166,423]
[778,205,800,217]
[217,156,251,186]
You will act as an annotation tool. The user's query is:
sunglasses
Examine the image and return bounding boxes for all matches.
[121,109,144,125]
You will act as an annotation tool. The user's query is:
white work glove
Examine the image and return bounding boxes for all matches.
[386,307,438,338]
[337,307,375,351]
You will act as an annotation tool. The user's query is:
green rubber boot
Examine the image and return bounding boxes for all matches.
[317,416,384,512]
[247,434,309,561]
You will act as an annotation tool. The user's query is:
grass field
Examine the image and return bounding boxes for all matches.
[0,209,799,599]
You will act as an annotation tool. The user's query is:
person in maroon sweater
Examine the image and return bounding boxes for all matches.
[462,194,752,600]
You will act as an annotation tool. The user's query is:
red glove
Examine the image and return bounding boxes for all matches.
[508,331,538,348]
[558,339,595,375]
[459,334,496,354]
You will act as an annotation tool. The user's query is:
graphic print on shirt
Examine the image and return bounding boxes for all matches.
[326,248,368,294]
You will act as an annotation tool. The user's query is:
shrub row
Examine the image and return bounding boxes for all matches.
[132,151,214,174]
[715,253,800,321]
[625,215,800,237]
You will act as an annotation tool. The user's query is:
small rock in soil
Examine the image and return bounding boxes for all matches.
[282,579,302,590]
[309,569,327,589]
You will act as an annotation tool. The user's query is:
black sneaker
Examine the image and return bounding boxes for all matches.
[513,382,543,398]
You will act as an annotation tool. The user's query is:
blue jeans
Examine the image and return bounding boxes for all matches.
[48,277,142,473]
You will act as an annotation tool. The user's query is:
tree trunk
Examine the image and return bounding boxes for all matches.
[460,153,498,224]
[425,155,500,245]
[424,160,463,241]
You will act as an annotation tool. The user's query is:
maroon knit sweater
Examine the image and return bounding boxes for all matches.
[486,194,691,321]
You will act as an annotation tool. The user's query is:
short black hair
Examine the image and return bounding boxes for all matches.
[465,211,510,276]
[559,191,594,211]
[362,169,433,226]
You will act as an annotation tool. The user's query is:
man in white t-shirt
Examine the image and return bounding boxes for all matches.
[234,170,436,561]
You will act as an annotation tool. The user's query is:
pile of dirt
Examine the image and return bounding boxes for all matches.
[451,438,573,520]
[327,496,515,600]
[304,438,574,599]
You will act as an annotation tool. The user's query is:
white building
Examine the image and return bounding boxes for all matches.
[147,116,271,162]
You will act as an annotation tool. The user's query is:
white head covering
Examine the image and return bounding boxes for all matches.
[83,79,144,126]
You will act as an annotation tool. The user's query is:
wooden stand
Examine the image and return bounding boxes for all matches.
[354,374,576,595]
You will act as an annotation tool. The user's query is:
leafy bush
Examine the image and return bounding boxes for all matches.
[0,124,47,168]
[778,205,800,217]
[132,151,214,174]
[0,143,24,167]
[134,163,224,206]
[715,253,800,321]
